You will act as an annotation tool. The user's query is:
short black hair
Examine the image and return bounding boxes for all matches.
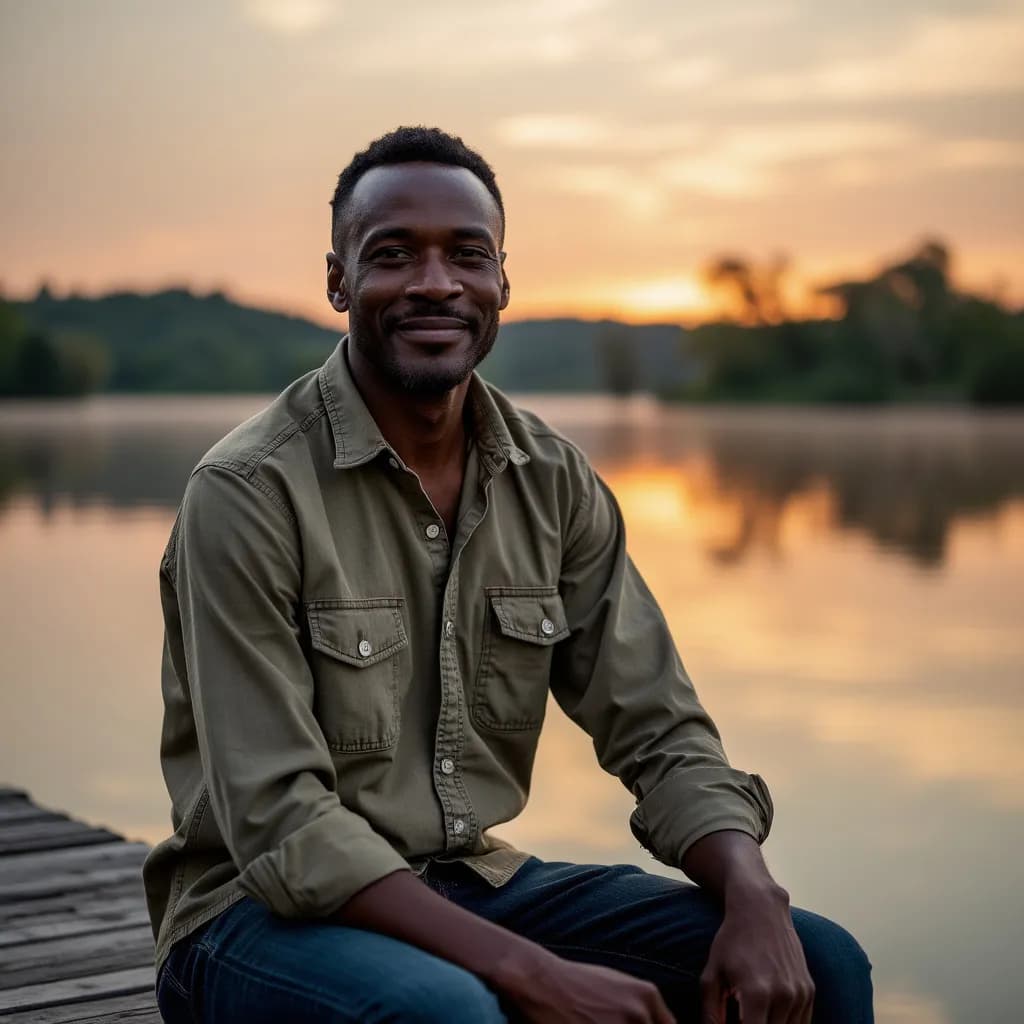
[329,126,505,253]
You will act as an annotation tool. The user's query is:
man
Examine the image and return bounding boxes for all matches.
[145,126,872,1023]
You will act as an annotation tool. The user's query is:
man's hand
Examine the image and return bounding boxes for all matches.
[699,883,813,1024]
[681,830,814,1024]
[496,950,676,1024]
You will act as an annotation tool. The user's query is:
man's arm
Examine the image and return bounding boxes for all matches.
[338,871,675,1024]
[169,465,409,916]
[551,462,812,1024]
[682,831,814,1024]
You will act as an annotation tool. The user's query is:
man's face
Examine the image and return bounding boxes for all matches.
[327,162,509,397]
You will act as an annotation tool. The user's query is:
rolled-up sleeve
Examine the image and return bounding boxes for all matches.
[169,464,409,917]
[551,462,773,869]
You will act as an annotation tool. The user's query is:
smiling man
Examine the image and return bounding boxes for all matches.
[145,127,873,1023]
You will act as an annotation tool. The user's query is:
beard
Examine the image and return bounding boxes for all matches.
[350,302,500,398]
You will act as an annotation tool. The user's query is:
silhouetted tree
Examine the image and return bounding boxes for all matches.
[703,253,789,324]
[597,323,640,395]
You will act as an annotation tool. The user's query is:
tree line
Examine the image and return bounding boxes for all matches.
[2,239,1022,403]
[688,239,1024,404]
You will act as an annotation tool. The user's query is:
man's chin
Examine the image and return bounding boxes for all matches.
[351,325,497,397]
[394,360,476,398]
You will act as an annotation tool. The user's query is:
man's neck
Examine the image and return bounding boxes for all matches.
[347,346,471,477]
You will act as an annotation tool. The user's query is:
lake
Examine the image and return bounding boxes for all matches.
[1,395,1021,1023]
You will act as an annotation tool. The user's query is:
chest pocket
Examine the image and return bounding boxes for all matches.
[472,587,570,732]
[306,599,408,752]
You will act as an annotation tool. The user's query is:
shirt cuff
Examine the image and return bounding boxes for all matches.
[237,807,411,918]
[629,767,774,869]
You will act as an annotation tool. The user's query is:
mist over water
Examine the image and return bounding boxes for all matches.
[2,395,1021,1024]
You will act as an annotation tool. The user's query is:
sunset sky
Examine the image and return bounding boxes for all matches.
[2,0,1022,326]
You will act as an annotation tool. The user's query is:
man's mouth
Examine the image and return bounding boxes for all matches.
[392,317,470,344]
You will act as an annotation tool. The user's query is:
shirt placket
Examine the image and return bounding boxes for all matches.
[431,462,496,853]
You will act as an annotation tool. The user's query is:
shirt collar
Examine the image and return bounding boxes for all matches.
[318,337,530,474]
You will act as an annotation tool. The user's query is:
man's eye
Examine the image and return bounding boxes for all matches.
[454,248,492,261]
[372,247,411,261]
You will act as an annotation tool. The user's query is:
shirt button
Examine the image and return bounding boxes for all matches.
[388,457,399,469]
[444,619,455,639]
[541,618,555,636]
[425,523,441,540]
[357,639,373,658]
[452,818,466,835]
[440,757,455,775]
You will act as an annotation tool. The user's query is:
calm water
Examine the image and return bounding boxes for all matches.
[1,396,1022,1023]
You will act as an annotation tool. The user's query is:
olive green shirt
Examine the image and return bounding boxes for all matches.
[143,339,772,968]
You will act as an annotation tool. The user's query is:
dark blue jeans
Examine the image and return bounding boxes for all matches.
[157,858,873,1022]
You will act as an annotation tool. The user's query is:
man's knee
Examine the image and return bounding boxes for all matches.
[792,909,873,1019]
[385,958,507,1024]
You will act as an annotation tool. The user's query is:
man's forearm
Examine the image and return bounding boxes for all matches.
[335,869,676,1022]
[335,869,548,991]
[681,829,787,907]
[681,830,815,1022]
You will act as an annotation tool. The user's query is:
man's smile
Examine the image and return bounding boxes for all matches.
[392,316,471,344]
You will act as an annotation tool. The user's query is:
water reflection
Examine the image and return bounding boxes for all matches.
[2,398,1021,568]
[0,397,267,515]
[2,396,1023,1023]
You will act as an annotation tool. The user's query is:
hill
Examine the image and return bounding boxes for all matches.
[10,289,694,396]
[13,287,338,393]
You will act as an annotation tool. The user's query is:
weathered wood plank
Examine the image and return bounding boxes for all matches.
[0,842,148,886]
[0,791,160,1018]
[0,820,120,856]
[0,990,162,1022]
[0,967,155,1014]
[0,866,146,904]
[0,820,113,843]
[0,903,151,947]
[0,924,155,990]
[0,806,63,825]
[0,991,162,1022]
[0,882,147,928]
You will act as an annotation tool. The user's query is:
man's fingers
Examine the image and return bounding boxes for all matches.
[796,980,815,1024]
[781,975,814,1024]
[699,971,728,1024]
[735,983,772,1024]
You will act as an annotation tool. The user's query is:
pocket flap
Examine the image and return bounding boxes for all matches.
[488,590,570,646]
[306,600,408,667]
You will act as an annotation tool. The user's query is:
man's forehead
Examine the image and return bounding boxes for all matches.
[347,162,501,240]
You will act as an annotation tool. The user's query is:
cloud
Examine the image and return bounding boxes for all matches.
[497,114,613,149]
[936,139,1024,170]
[239,0,334,34]
[495,114,702,155]
[508,115,921,207]
[653,120,911,197]
[335,0,615,74]
[544,163,671,220]
[734,9,1024,102]
[646,56,723,92]
[822,137,1024,189]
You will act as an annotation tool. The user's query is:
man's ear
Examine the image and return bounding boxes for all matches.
[326,252,349,313]
[499,251,511,311]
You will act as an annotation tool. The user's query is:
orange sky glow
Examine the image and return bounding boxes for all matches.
[2,0,1022,327]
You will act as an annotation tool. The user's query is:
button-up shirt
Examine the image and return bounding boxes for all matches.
[144,339,773,968]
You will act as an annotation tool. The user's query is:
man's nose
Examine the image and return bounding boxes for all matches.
[404,253,464,301]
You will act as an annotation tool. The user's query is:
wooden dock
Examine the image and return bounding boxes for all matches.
[0,787,160,1022]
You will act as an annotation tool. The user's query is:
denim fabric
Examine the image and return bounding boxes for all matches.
[156,897,505,1024]
[157,858,872,1023]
